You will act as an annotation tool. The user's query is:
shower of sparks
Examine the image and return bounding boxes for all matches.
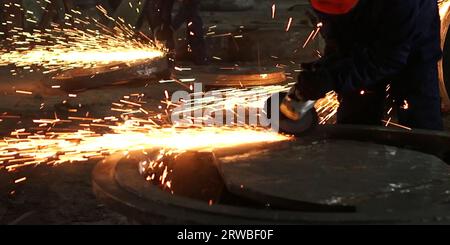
[315,91,340,125]
[0,5,165,75]
[169,84,339,126]
[0,83,340,174]
[142,86,339,190]
[0,124,288,173]
[0,1,344,186]
[170,84,293,123]
[139,149,177,190]
[0,88,291,173]
[439,0,450,18]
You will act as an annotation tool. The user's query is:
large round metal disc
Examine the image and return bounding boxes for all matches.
[218,139,450,221]
[198,66,286,89]
[92,126,450,224]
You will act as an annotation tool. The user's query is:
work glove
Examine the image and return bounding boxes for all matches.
[293,69,335,101]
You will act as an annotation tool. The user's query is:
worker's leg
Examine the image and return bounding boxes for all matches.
[73,0,97,11]
[337,85,386,126]
[172,0,190,30]
[173,0,207,64]
[147,0,175,50]
[396,62,444,131]
[108,0,122,11]
[38,0,59,29]
[135,0,149,31]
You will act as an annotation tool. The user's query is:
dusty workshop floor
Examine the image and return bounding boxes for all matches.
[0,74,184,225]
[0,162,129,225]
[0,0,449,225]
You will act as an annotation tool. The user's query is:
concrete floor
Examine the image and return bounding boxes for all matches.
[0,0,449,224]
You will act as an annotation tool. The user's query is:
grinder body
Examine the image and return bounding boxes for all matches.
[265,92,318,135]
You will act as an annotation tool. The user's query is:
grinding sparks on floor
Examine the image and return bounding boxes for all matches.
[0,83,342,175]
[0,87,294,174]
[0,125,289,172]
[0,5,165,75]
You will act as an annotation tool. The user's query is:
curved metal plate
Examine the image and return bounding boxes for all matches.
[198,66,286,89]
[42,56,169,92]
[218,139,450,218]
[93,125,450,224]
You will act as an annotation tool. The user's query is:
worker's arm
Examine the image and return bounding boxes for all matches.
[325,0,424,93]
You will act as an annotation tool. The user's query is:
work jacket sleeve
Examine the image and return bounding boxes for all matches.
[324,0,421,93]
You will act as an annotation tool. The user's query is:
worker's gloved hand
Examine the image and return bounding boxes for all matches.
[294,70,335,100]
[286,84,303,101]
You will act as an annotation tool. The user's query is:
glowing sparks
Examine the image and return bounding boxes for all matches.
[285,17,293,32]
[0,7,165,75]
[171,84,292,124]
[171,84,339,126]
[382,120,412,131]
[0,3,344,176]
[0,83,340,172]
[439,0,450,18]
[15,90,33,95]
[315,91,340,125]
[402,100,409,110]
[302,22,322,48]
[271,4,276,19]
[14,177,27,184]
[0,124,289,172]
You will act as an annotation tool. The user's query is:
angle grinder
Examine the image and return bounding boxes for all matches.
[265,90,318,135]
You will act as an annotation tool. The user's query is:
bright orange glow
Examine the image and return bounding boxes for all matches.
[0,6,164,74]
[0,125,289,171]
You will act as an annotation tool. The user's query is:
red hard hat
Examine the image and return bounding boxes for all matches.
[310,0,359,15]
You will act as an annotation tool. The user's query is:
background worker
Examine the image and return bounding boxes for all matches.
[136,0,207,65]
[172,0,207,65]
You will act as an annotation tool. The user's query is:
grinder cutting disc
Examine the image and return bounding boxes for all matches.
[265,92,318,135]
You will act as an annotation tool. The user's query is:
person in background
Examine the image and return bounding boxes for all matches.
[106,0,122,12]
[136,0,175,51]
[172,0,207,65]
[73,0,98,10]
[136,0,207,65]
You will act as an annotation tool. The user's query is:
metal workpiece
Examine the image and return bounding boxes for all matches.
[92,125,450,224]
[42,56,169,92]
[198,66,287,90]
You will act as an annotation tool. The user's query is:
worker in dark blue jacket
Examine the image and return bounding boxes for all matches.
[293,0,444,130]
